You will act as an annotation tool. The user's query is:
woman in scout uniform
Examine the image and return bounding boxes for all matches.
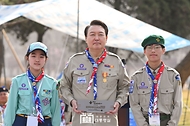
[0,86,9,125]
[4,42,61,126]
[60,20,130,126]
[129,35,182,126]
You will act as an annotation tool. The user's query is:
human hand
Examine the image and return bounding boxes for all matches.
[106,101,120,115]
[71,99,82,114]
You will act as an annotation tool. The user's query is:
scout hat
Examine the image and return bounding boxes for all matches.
[26,42,48,57]
[141,35,165,48]
[0,86,8,93]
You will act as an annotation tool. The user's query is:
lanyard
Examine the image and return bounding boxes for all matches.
[27,77,43,103]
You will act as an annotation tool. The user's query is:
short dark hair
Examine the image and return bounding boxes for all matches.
[84,20,108,37]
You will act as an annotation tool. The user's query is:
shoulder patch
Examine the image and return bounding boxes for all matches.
[175,74,181,81]
[56,82,60,90]
[129,80,134,93]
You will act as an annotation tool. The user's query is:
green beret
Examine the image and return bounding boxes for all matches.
[141,35,165,48]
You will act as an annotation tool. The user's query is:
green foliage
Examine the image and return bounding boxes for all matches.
[98,0,190,38]
[1,0,40,5]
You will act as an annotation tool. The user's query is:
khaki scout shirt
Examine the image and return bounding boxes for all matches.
[129,65,182,126]
[60,51,130,126]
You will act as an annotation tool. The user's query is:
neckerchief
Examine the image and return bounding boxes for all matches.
[60,99,65,122]
[27,69,44,123]
[0,104,6,119]
[85,48,107,100]
[146,62,164,117]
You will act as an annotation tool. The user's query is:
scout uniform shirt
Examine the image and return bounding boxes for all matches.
[4,73,61,126]
[0,104,6,126]
[60,51,130,126]
[129,65,182,126]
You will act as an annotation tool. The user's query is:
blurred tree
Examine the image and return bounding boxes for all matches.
[0,0,48,81]
[98,0,190,86]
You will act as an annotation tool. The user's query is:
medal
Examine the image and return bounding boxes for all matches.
[32,82,36,86]
[103,78,107,83]
[102,72,108,78]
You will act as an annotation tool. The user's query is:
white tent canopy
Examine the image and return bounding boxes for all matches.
[0,0,190,53]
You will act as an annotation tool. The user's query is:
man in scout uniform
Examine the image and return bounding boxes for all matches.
[0,86,9,125]
[129,35,182,126]
[60,20,130,126]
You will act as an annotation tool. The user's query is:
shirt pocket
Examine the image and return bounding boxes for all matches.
[101,71,118,89]
[41,89,52,98]
[18,90,30,105]
[138,89,151,107]
[40,89,52,106]
[73,70,90,89]
[160,88,174,105]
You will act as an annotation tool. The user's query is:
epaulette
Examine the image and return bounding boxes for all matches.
[131,67,145,76]
[107,52,120,59]
[64,51,85,69]
[14,73,26,79]
[44,74,57,81]
[165,66,181,82]
[165,66,179,74]
[107,52,125,67]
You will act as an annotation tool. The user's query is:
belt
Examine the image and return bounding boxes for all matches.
[17,114,51,119]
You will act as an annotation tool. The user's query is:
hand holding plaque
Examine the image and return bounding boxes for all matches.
[77,100,114,113]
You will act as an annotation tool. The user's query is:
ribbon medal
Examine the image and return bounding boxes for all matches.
[102,72,108,83]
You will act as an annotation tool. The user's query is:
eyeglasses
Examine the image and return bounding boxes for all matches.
[146,45,162,51]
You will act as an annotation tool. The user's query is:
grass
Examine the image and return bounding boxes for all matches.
[179,90,190,126]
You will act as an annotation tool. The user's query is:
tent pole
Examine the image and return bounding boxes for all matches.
[2,29,25,73]
[76,0,80,53]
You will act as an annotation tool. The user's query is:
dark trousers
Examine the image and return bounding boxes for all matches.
[12,115,52,126]
[143,113,171,126]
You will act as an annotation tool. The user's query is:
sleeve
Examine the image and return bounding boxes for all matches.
[167,74,182,126]
[116,60,130,107]
[59,61,74,106]
[4,78,18,126]
[129,75,149,126]
[51,81,61,126]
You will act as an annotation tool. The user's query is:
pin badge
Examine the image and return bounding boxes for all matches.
[32,82,36,86]
[103,78,107,83]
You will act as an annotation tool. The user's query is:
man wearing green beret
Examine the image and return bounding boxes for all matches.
[129,35,182,126]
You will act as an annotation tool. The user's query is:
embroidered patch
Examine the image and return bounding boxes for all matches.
[56,82,60,90]
[175,74,181,81]
[104,64,114,68]
[77,77,86,84]
[43,90,51,94]
[139,82,148,89]
[42,98,50,106]
[19,83,28,90]
[129,80,134,93]
[77,64,87,70]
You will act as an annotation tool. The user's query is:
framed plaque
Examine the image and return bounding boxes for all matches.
[77,100,114,113]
